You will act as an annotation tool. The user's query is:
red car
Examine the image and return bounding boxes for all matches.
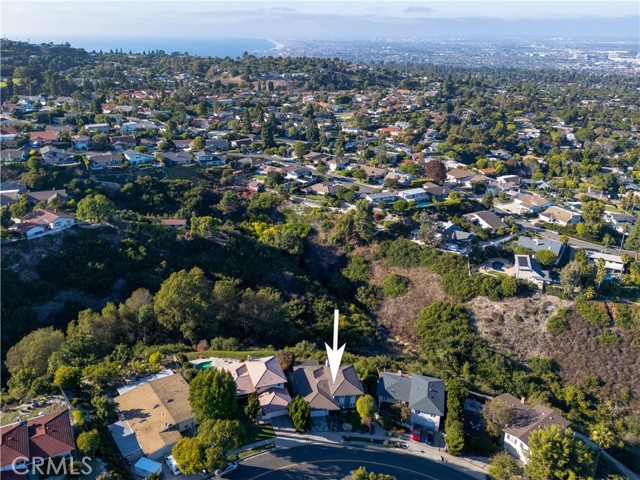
[411,425,423,441]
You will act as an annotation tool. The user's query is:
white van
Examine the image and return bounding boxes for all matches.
[164,455,182,476]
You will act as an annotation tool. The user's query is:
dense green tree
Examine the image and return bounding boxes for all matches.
[534,249,557,267]
[354,199,375,242]
[356,394,377,421]
[172,437,206,474]
[288,395,312,432]
[445,418,465,456]
[76,194,116,224]
[76,430,100,455]
[53,365,82,391]
[525,425,594,480]
[6,327,65,376]
[154,267,215,343]
[245,391,261,421]
[416,212,442,247]
[625,216,640,252]
[488,451,525,480]
[91,395,115,426]
[189,369,237,423]
[199,419,246,452]
[381,273,409,298]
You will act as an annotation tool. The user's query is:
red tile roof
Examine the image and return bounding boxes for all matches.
[30,131,59,142]
[0,423,30,468]
[0,410,75,468]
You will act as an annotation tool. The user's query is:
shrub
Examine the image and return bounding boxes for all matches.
[534,249,558,267]
[613,304,639,330]
[546,308,570,334]
[210,337,240,351]
[148,351,163,364]
[575,300,610,327]
[381,273,410,298]
[76,429,100,455]
[597,331,620,348]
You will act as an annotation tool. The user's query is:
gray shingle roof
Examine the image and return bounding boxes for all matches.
[377,372,445,417]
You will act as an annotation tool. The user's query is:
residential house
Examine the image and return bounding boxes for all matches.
[0,149,28,163]
[194,151,225,166]
[306,182,342,196]
[397,188,430,203]
[446,168,474,184]
[110,374,195,461]
[26,189,69,205]
[89,153,124,170]
[71,135,91,150]
[516,237,566,265]
[247,180,265,192]
[84,123,110,134]
[0,126,21,142]
[173,139,194,151]
[158,151,191,166]
[328,158,349,171]
[495,393,569,463]
[14,209,75,239]
[291,361,365,417]
[304,152,330,164]
[0,410,76,476]
[377,371,445,430]
[538,206,581,226]
[29,131,59,146]
[513,194,554,214]
[231,138,253,149]
[40,146,75,165]
[205,138,229,151]
[604,211,636,234]
[440,221,475,252]
[124,149,154,167]
[585,251,625,278]
[286,167,316,184]
[464,210,507,231]
[421,182,450,199]
[364,191,397,204]
[514,255,550,287]
[109,135,137,151]
[385,171,416,187]
[361,166,389,183]
[221,356,291,420]
[120,121,138,134]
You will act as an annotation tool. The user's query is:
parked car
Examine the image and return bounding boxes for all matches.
[411,425,423,442]
[214,461,238,477]
[425,429,435,445]
[164,455,181,476]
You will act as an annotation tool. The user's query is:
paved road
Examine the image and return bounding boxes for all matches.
[231,444,476,480]
[515,220,637,257]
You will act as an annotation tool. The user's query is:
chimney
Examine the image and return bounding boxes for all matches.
[520,396,526,405]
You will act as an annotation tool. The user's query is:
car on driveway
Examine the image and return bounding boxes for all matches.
[425,429,435,445]
[164,455,181,476]
[411,425,423,442]
[214,461,238,477]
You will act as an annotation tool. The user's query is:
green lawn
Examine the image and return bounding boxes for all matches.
[247,423,275,443]
[229,442,276,461]
[185,349,275,360]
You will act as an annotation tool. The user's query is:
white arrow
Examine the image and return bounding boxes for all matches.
[325,309,346,383]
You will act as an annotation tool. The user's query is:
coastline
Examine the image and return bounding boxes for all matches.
[266,38,285,51]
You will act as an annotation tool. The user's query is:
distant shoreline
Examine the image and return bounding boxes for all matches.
[266,38,285,51]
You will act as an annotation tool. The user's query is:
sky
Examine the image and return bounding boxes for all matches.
[2,1,639,41]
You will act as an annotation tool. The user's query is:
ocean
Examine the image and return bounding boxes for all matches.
[38,37,278,58]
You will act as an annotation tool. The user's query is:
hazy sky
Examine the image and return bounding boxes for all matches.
[3,1,639,41]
